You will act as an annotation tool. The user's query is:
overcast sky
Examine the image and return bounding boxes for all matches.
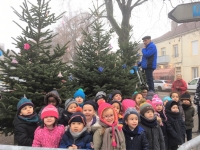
[0,0,195,52]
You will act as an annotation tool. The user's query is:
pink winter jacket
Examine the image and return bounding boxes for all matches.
[32,125,65,148]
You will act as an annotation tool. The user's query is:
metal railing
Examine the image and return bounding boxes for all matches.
[178,135,200,150]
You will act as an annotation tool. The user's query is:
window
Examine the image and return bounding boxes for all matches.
[192,40,199,55]
[161,48,166,56]
[192,67,199,78]
[189,79,198,85]
[176,67,181,75]
[173,45,178,57]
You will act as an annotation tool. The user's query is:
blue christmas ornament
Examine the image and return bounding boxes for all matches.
[122,64,126,69]
[130,69,134,74]
[98,66,104,73]
[0,50,3,56]
[68,75,73,81]
[136,53,140,57]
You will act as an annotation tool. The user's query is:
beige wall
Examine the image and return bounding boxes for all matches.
[155,30,200,82]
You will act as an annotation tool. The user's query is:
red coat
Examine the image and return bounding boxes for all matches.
[171,79,187,95]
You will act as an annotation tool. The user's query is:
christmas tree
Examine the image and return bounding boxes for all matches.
[70,8,139,99]
[0,0,74,135]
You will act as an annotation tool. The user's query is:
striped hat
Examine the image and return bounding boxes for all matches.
[41,104,58,119]
[17,97,34,112]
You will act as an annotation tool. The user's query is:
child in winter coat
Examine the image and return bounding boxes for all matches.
[59,98,80,126]
[13,97,39,146]
[123,107,149,150]
[181,92,195,141]
[151,95,168,150]
[32,104,65,148]
[110,100,123,125]
[39,90,64,122]
[170,91,185,121]
[140,102,165,150]
[111,90,122,102]
[132,93,144,113]
[162,96,172,106]
[74,88,86,107]
[59,112,93,149]
[165,101,185,150]
[93,102,126,150]
[82,100,101,134]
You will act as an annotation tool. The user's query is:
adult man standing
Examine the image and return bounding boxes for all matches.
[171,74,187,95]
[194,79,200,133]
[138,36,157,92]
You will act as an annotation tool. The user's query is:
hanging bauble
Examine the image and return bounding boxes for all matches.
[24,43,30,50]
[68,75,73,81]
[57,71,63,77]
[61,80,66,83]
[98,66,104,73]
[136,53,140,57]
[130,69,134,74]
[108,44,113,49]
[122,64,126,69]
[11,58,18,64]
[0,50,3,56]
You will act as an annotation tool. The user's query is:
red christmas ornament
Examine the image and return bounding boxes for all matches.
[61,80,66,83]
[24,43,30,50]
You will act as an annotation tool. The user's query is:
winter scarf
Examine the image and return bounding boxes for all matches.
[69,127,87,140]
[182,104,191,110]
[166,109,181,119]
[140,115,157,128]
[99,121,124,150]
[123,125,138,137]
[157,110,167,121]
[18,112,39,123]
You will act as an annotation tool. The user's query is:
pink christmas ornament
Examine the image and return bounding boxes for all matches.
[57,71,63,77]
[109,44,113,49]
[24,43,30,50]
[11,58,18,64]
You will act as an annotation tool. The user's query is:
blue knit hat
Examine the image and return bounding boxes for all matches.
[74,89,85,100]
[162,96,172,103]
[17,97,34,112]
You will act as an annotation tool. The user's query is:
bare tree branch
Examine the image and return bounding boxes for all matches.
[131,0,148,10]
[116,0,123,11]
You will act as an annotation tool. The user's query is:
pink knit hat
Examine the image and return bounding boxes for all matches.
[41,104,59,120]
[98,102,119,147]
[121,99,136,114]
[151,94,163,110]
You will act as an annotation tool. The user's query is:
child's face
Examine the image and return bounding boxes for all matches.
[163,100,168,106]
[113,94,122,102]
[125,114,138,130]
[144,110,154,120]
[112,103,120,114]
[20,105,34,116]
[171,105,179,112]
[102,108,115,124]
[135,94,143,105]
[155,104,163,112]
[182,99,190,105]
[67,103,77,113]
[44,116,56,127]
[171,93,179,102]
[142,90,148,98]
[48,97,57,106]
[83,104,95,121]
[70,122,84,132]
[75,96,84,104]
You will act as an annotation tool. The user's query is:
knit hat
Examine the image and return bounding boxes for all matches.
[162,96,172,103]
[44,90,62,104]
[140,102,154,116]
[109,100,122,112]
[41,104,58,120]
[68,112,86,126]
[65,98,78,110]
[83,100,97,111]
[123,107,139,123]
[165,101,178,111]
[95,91,106,102]
[181,92,191,100]
[151,94,163,110]
[74,89,85,100]
[146,91,155,100]
[111,90,122,99]
[17,97,34,113]
[121,99,136,114]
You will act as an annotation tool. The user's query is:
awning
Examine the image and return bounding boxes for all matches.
[153,68,175,77]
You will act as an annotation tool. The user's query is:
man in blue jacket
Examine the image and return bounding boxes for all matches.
[138,36,157,92]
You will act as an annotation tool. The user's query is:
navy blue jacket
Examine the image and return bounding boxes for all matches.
[123,125,149,150]
[59,128,92,149]
[139,42,157,69]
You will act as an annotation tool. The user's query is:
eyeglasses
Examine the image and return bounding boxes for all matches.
[103,114,114,119]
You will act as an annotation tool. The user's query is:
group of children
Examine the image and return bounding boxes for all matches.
[13,88,195,150]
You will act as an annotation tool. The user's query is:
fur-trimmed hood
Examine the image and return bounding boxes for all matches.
[44,90,62,105]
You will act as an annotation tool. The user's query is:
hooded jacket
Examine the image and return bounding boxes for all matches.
[138,42,157,70]
[13,115,38,146]
[194,79,200,106]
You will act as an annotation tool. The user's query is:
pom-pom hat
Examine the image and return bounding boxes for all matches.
[151,94,163,110]
[123,107,139,124]
[121,99,136,114]
[65,98,78,110]
[140,102,154,116]
[95,91,106,102]
[74,89,85,100]
[17,97,34,113]
[41,104,58,120]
